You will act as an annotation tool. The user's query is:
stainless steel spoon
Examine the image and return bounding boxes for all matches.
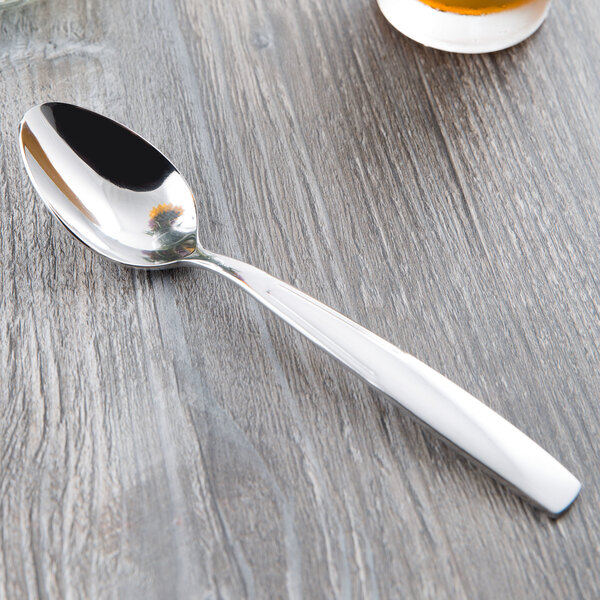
[19,102,581,516]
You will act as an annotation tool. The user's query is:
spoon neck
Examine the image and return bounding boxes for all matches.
[183,249,246,282]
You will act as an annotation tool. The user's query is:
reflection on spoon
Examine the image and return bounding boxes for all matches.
[20,121,98,225]
[144,203,196,262]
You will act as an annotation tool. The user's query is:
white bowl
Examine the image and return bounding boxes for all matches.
[377,0,552,54]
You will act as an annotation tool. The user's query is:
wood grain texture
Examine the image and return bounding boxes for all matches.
[1,0,600,597]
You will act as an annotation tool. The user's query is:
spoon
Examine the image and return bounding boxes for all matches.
[19,102,580,516]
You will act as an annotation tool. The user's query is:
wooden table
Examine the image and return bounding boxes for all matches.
[2,0,599,597]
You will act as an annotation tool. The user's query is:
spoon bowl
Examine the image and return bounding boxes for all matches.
[19,102,581,516]
[20,103,198,267]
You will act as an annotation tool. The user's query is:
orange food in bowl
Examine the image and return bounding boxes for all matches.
[417,0,533,15]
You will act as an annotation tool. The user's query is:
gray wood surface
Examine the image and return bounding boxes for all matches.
[1,0,599,597]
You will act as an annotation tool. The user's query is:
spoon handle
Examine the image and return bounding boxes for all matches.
[187,252,580,516]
